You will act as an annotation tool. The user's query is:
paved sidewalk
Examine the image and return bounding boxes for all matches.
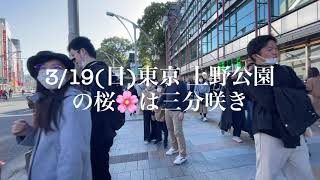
[110,109,320,180]
[4,109,320,180]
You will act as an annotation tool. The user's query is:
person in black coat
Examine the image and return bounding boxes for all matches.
[219,74,246,143]
[68,37,124,180]
[243,35,314,180]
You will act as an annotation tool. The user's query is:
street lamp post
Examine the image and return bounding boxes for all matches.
[68,0,80,42]
[103,52,124,67]
[106,12,157,74]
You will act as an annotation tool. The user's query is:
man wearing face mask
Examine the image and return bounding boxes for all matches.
[244,35,314,180]
[68,37,125,180]
[194,72,210,121]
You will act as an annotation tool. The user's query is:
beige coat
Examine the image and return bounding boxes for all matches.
[306,76,320,114]
[154,91,165,121]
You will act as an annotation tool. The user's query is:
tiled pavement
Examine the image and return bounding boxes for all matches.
[110,109,320,180]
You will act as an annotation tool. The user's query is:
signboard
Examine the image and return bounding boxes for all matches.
[2,30,7,81]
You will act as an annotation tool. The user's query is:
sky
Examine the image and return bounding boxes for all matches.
[0,0,170,74]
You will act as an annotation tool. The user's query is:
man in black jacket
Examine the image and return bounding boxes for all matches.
[68,37,124,180]
[245,35,314,180]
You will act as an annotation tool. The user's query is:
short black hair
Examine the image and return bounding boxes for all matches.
[67,36,96,58]
[308,67,320,78]
[247,35,277,61]
[172,66,180,76]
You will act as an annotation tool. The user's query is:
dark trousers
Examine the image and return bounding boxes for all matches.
[154,121,168,141]
[232,111,244,137]
[144,110,154,141]
[91,146,112,180]
[245,101,254,137]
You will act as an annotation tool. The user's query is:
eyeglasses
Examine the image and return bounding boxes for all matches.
[70,49,81,62]
[34,64,64,70]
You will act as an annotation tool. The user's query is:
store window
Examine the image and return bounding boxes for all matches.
[280,48,306,79]
[310,44,320,71]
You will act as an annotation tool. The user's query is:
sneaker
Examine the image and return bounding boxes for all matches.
[144,141,150,145]
[154,140,162,144]
[232,136,243,143]
[173,155,187,165]
[202,117,208,122]
[165,147,179,156]
[221,130,225,135]
[151,139,157,142]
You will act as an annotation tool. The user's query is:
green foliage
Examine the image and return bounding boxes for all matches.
[96,37,132,67]
[137,2,171,67]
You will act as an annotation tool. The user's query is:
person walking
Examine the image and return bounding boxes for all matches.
[12,51,92,180]
[68,37,125,180]
[194,72,211,122]
[158,66,189,165]
[245,35,315,180]
[219,75,246,143]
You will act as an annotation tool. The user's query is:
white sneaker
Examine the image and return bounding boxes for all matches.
[232,136,243,143]
[165,147,179,156]
[173,155,187,165]
[144,141,149,145]
[202,117,208,122]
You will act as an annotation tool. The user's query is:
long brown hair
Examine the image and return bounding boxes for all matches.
[33,81,70,133]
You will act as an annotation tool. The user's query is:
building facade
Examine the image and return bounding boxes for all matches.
[0,18,23,90]
[164,0,320,80]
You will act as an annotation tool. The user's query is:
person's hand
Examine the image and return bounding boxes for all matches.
[12,120,29,136]
[178,112,184,121]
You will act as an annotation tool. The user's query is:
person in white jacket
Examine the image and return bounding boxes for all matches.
[11,51,92,180]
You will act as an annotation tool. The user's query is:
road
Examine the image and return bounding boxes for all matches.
[0,95,33,165]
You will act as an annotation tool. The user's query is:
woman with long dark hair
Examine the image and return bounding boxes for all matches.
[11,51,92,180]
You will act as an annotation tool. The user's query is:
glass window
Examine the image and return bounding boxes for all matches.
[310,44,320,71]
[208,30,212,51]
[272,0,314,17]
[202,34,208,55]
[218,23,223,47]
[211,27,217,50]
[258,0,268,25]
[224,17,230,43]
[191,41,198,60]
[181,49,187,65]
[229,13,237,40]
[236,0,255,37]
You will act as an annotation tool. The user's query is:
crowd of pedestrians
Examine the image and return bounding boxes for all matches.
[10,35,319,180]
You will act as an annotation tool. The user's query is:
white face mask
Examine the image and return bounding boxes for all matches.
[37,69,69,90]
[157,87,162,93]
[199,79,203,83]
[257,55,278,65]
[264,58,278,65]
